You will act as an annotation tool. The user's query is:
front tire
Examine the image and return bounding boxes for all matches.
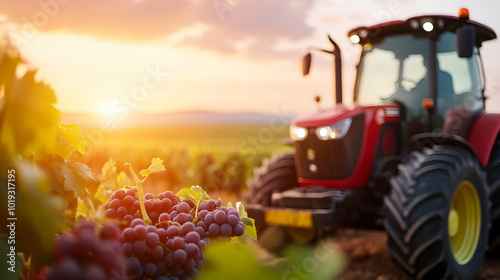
[247,153,314,250]
[384,146,489,279]
[247,153,298,206]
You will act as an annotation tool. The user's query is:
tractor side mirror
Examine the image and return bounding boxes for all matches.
[302,52,311,76]
[456,25,475,58]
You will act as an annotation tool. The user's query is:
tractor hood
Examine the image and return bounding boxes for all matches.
[291,103,400,189]
[292,104,365,128]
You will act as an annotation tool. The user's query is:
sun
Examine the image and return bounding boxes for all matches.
[96,99,119,117]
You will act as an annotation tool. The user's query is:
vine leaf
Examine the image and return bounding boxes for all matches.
[101,158,118,180]
[95,158,130,204]
[0,70,60,156]
[139,157,166,178]
[176,185,210,203]
[199,241,281,280]
[0,47,21,94]
[75,196,95,219]
[52,122,85,159]
[201,239,345,280]
[61,161,97,197]
[94,185,112,205]
[236,202,257,241]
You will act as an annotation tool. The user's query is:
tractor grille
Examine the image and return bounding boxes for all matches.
[294,114,364,180]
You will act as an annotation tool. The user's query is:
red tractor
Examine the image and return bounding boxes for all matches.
[246,9,500,279]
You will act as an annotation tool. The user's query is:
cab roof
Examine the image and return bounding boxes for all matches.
[348,13,496,47]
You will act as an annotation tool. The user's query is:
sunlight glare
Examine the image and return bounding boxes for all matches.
[97,99,118,117]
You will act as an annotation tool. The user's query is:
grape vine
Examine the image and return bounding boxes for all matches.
[43,158,254,280]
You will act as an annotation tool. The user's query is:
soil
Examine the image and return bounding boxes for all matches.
[330,229,500,280]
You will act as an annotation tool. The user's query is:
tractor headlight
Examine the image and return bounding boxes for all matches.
[290,125,308,141]
[315,118,352,140]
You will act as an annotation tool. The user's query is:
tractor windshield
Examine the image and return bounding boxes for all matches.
[356,32,484,128]
[435,32,484,116]
[355,34,430,118]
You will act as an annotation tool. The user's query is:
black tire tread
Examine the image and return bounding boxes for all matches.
[247,153,297,205]
[384,145,488,279]
[487,139,500,253]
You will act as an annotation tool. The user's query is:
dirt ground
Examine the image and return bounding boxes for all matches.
[330,229,500,280]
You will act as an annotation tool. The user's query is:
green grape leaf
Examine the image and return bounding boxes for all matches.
[116,171,130,187]
[199,239,345,280]
[61,161,97,197]
[176,185,209,203]
[139,157,166,178]
[281,240,347,280]
[0,47,21,99]
[0,70,60,156]
[241,217,253,227]
[243,221,257,241]
[233,202,257,240]
[101,158,117,179]
[99,158,119,190]
[98,159,130,194]
[197,241,281,280]
[75,196,95,219]
[52,122,85,158]
[236,201,249,218]
[94,184,112,204]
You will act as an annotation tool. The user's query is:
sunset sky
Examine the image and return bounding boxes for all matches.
[1,0,500,116]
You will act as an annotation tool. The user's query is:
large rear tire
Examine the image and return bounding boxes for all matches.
[247,153,298,206]
[487,140,500,254]
[384,146,489,279]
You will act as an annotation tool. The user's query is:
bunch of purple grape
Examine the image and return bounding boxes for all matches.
[122,217,207,279]
[105,187,142,224]
[103,188,247,279]
[197,200,245,239]
[105,188,181,225]
[122,218,169,279]
[45,221,124,280]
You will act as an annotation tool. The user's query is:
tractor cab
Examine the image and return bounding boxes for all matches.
[350,10,495,136]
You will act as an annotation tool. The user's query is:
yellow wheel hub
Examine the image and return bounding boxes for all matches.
[448,209,459,237]
[448,180,481,265]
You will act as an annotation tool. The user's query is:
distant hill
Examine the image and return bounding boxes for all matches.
[61,110,296,128]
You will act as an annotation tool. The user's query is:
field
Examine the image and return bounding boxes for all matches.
[78,124,293,195]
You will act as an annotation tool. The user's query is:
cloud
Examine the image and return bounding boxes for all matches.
[4,0,315,58]
[183,0,314,58]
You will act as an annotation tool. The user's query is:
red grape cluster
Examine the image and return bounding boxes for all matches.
[105,187,142,224]
[197,200,245,239]
[104,188,247,279]
[105,188,182,225]
[163,222,206,279]
[122,218,167,279]
[121,218,206,280]
[45,221,124,280]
